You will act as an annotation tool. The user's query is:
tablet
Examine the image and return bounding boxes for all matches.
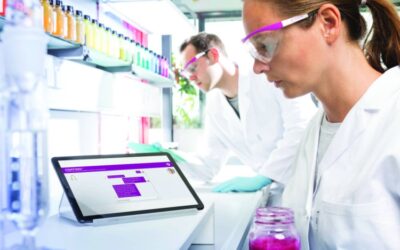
[51,152,204,223]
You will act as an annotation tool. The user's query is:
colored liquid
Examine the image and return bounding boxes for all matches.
[53,5,65,37]
[66,10,76,41]
[84,19,93,48]
[249,236,300,250]
[41,0,53,33]
[75,17,84,44]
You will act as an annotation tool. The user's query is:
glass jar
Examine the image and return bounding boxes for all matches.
[75,10,84,44]
[248,207,300,250]
[65,5,75,41]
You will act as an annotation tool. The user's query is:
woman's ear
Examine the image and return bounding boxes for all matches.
[207,48,220,64]
[317,4,341,44]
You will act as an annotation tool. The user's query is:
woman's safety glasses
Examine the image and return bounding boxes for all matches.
[181,49,210,78]
[241,12,313,63]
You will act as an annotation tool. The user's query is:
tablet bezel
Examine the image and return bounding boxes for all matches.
[51,152,204,223]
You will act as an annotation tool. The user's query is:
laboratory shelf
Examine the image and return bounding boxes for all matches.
[48,43,132,73]
[131,64,174,88]
[47,34,81,50]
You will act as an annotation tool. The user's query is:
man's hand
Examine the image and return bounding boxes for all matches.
[212,175,272,193]
[128,142,187,163]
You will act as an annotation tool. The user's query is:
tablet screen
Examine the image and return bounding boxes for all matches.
[52,153,203,222]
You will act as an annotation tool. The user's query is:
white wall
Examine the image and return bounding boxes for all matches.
[45,56,163,214]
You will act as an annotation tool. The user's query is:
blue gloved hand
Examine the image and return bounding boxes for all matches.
[128,142,161,153]
[152,143,187,163]
[128,142,187,163]
[212,175,272,193]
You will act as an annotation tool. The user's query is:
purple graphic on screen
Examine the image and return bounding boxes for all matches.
[62,162,171,174]
[107,175,125,179]
[123,177,146,184]
[112,184,141,198]
[136,170,142,174]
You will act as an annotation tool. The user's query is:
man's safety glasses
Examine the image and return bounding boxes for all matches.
[181,49,210,78]
[242,11,315,63]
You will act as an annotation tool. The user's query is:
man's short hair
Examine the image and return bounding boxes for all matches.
[180,32,227,56]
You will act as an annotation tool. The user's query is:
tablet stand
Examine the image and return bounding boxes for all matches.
[57,191,203,226]
[58,192,77,223]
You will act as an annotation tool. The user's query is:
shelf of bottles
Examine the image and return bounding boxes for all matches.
[41,0,173,84]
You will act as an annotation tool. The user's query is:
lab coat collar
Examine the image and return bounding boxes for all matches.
[359,66,400,111]
[312,67,400,191]
[208,88,242,128]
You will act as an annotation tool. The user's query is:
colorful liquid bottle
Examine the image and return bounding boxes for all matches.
[135,42,141,66]
[40,0,53,33]
[75,10,84,44]
[52,0,64,37]
[248,207,300,250]
[65,5,75,41]
[118,33,124,60]
[83,14,92,47]
[91,19,98,50]
[111,30,119,58]
[124,36,131,62]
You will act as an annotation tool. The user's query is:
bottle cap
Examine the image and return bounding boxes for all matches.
[66,5,74,13]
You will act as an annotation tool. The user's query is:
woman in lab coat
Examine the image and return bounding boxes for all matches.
[178,33,316,195]
[242,0,400,249]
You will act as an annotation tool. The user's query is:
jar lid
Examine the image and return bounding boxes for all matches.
[255,207,294,224]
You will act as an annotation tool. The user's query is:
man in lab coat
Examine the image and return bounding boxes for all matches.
[177,32,316,197]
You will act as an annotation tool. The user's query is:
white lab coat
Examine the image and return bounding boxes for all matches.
[282,66,400,250]
[181,70,316,185]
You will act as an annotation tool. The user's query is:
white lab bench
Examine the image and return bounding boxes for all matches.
[3,188,266,250]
